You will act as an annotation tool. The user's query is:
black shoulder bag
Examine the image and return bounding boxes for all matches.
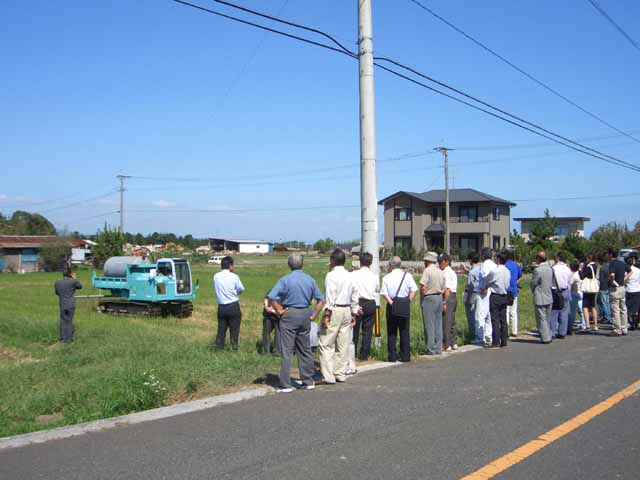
[391,272,411,319]
[551,267,565,311]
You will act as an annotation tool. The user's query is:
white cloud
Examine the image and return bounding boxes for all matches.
[152,199,175,208]
[0,194,7,202]
[95,198,116,206]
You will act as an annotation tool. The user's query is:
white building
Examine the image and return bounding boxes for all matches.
[514,216,590,242]
[209,238,273,254]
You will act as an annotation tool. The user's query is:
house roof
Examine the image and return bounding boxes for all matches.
[425,224,445,233]
[209,238,272,244]
[0,235,60,248]
[378,188,516,207]
[513,217,591,222]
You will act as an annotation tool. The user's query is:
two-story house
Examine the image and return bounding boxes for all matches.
[378,188,516,255]
[513,216,590,242]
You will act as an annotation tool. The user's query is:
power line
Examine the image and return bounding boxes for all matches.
[128,150,436,184]
[170,0,640,173]
[407,0,640,144]
[214,0,290,113]
[586,0,640,54]
[373,56,640,171]
[127,204,360,214]
[514,192,640,202]
[38,190,120,214]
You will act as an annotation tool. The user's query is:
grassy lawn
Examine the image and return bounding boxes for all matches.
[0,259,536,437]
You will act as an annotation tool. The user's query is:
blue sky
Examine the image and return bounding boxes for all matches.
[1,0,639,242]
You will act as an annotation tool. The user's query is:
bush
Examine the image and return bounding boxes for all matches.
[40,240,71,272]
[92,224,124,269]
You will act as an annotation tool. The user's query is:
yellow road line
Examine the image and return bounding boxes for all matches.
[460,379,640,480]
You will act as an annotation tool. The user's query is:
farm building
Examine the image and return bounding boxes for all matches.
[209,238,273,254]
[0,236,95,272]
[0,235,58,273]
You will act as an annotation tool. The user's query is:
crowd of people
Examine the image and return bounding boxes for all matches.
[212,246,639,393]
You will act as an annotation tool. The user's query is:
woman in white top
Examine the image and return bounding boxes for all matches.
[569,261,584,333]
[624,255,640,331]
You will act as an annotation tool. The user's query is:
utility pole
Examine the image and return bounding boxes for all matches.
[117,175,130,234]
[358,0,379,274]
[434,147,452,255]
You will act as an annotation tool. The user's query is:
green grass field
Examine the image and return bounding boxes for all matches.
[0,259,536,437]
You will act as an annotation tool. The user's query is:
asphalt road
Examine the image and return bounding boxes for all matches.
[2,332,639,480]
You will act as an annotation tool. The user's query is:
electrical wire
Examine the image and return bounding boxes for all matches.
[39,190,120,214]
[407,0,640,144]
[513,192,640,202]
[170,0,640,174]
[586,0,640,53]
[127,204,360,214]
[374,56,640,171]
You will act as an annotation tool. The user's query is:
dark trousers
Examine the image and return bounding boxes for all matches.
[354,299,376,360]
[262,312,280,354]
[626,292,640,329]
[279,308,315,388]
[490,293,509,346]
[215,302,241,350]
[442,292,458,348]
[387,306,410,362]
[59,302,75,342]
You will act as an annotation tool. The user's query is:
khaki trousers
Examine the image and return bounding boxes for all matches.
[319,307,353,383]
[610,286,628,334]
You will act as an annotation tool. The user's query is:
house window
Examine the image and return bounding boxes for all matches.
[459,206,478,223]
[493,236,501,251]
[432,207,439,223]
[394,236,412,254]
[555,224,569,237]
[394,208,412,221]
[459,235,478,254]
[492,207,501,221]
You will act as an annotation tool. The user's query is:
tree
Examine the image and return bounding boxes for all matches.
[92,223,124,269]
[560,233,589,261]
[4,211,56,235]
[313,238,334,253]
[40,239,72,272]
[510,229,535,269]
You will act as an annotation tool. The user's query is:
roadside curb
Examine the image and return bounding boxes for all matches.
[0,343,483,451]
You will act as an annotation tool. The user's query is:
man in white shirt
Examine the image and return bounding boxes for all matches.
[439,253,458,352]
[319,249,358,384]
[476,248,496,345]
[213,256,245,351]
[487,252,511,347]
[351,251,380,360]
[381,256,418,362]
[551,253,573,338]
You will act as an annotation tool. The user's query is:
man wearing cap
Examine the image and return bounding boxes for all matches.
[439,253,458,351]
[381,256,418,363]
[268,253,325,393]
[420,251,446,355]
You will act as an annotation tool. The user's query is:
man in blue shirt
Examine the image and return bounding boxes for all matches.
[504,250,523,337]
[268,253,325,393]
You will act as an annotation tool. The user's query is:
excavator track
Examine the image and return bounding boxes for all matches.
[98,301,193,318]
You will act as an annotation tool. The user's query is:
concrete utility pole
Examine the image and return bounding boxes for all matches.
[434,147,452,255]
[117,175,130,233]
[358,0,379,274]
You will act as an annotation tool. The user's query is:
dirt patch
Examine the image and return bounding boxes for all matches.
[35,412,64,424]
[0,345,41,364]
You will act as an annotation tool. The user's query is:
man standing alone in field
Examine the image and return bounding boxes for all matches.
[55,270,82,343]
[319,249,357,384]
[213,256,245,351]
[268,253,325,393]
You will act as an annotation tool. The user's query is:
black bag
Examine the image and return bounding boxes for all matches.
[391,272,411,319]
[551,268,565,311]
[507,291,515,307]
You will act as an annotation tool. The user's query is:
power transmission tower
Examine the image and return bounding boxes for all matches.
[358,0,379,274]
[434,147,452,254]
[117,175,130,233]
